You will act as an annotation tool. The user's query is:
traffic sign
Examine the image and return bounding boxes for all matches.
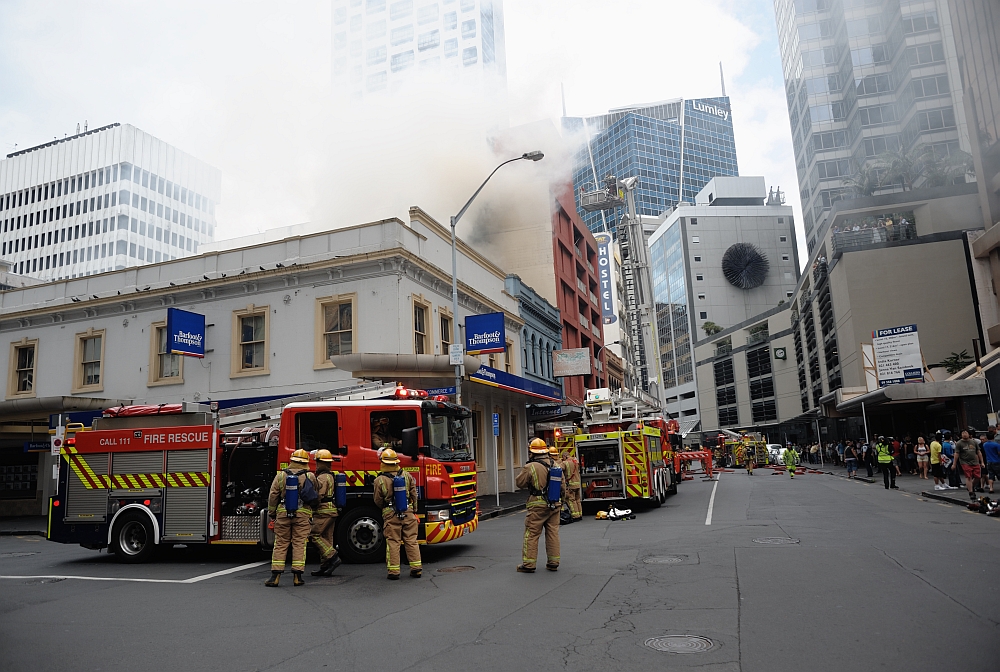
[492,413,500,437]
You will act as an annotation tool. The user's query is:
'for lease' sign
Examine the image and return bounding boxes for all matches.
[872,324,923,387]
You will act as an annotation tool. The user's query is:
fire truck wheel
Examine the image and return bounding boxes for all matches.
[336,506,385,564]
[111,511,156,563]
[666,468,678,496]
[657,470,667,505]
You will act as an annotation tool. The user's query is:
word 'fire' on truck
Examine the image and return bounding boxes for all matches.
[47,389,478,563]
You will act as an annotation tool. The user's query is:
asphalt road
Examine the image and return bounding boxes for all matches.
[2,467,998,672]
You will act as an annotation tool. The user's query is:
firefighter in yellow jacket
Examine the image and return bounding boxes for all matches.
[555,446,583,521]
[309,449,342,577]
[265,449,318,587]
[372,448,422,580]
[516,439,562,572]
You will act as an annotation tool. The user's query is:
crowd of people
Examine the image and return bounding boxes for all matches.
[831,213,916,245]
[818,430,1000,498]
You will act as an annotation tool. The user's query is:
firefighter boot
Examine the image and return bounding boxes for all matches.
[264,571,281,587]
[292,571,305,587]
[311,556,342,577]
[410,568,422,578]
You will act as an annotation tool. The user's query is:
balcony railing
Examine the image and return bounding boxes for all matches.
[748,329,769,345]
[715,342,732,357]
[832,220,916,255]
[576,278,587,293]
[590,291,599,305]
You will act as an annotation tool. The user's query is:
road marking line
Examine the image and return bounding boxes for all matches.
[0,561,267,584]
[705,474,720,526]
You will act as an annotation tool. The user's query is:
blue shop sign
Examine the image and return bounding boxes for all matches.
[470,365,562,402]
[593,232,618,325]
[166,307,206,358]
[465,312,506,355]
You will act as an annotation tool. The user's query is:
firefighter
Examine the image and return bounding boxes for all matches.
[516,438,562,573]
[309,449,342,577]
[745,442,756,476]
[265,449,318,587]
[555,445,582,521]
[783,444,799,478]
[372,448,422,580]
[371,415,401,449]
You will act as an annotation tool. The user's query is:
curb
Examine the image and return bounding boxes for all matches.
[479,503,526,519]
[826,471,876,484]
[0,530,45,537]
[920,491,975,507]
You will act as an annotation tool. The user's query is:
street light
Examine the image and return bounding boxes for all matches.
[595,341,621,388]
[450,151,544,405]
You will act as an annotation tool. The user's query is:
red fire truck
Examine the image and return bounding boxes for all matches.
[47,386,478,563]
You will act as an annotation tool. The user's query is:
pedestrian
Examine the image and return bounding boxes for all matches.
[914,436,930,480]
[942,432,961,488]
[309,449,343,577]
[890,437,902,476]
[745,446,756,475]
[930,432,951,490]
[953,430,985,501]
[862,441,875,478]
[557,446,583,521]
[372,448,422,579]
[783,444,799,478]
[844,440,858,478]
[874,435,898,490]
[809,442,819,464]
[982,431,1000,494]
[516,438,562,573]
[265,449,319,587]
[836,441,845,466]
[905,436,917,475]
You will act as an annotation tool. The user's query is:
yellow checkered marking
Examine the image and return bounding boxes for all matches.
[62,446,209,490]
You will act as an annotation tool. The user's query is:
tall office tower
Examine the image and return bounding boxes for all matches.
[564,97,740,234]
[332,0,507,99]
[774,0,973,252]
[0,123,220,280]
[647,177,799,430]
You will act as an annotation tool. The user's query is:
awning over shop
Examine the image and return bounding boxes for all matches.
[828,379,988,415]
[526,404,583,424]
[470,365,562,402]
[0,396,131,423]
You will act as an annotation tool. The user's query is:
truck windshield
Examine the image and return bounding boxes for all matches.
[424,413,472,462]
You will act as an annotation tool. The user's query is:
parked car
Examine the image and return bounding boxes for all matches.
[767,444,784,465]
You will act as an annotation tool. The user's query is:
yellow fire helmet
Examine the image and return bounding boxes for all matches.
[380,448,400,469]
[290,449,311,464]
[548,446,559,457]
[529,438,549,455]
[315,449,334,462]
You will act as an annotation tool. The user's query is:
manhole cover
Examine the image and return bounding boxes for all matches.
[752,537,800,545]
[436,566,475,573]
[643,555,687,564]
[0,552,39,558]
[645,635,717,654]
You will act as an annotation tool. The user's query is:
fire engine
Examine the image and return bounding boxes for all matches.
[47,383,478,563]
[556,388,680,508]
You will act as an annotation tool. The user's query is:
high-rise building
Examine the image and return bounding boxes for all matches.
[0,123,220,281]
[564,97,740,234]
[773,0,973,252]
[331,0,507,98]
[647,177,799,430]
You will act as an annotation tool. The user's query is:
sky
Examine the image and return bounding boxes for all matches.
[0,0,804,261]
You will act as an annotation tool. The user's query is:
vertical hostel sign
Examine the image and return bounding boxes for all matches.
[465,312,505,355]
[593,232,617,324]
[872,324,922,387]
[166,307,206,358]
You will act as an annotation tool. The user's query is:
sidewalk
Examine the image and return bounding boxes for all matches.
[477,491,526,519]
[0,516,46,536]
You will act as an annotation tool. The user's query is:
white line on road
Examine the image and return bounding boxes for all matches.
[0,561,267,584]
[705,474,721,525]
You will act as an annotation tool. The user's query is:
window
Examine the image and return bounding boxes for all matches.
[863,134,901,156]
[697,293,706,300]
[73,329,105,393]
[846,15,883,36]
[798,20,831,40]
[696,274,704,281]
[911,74,949,99]
[690,218,698,226]
[418,29,440,50]
[859,104,897,127]
[812,130,847,151]
[817,158,850,179]
[505,340,513,374]
[391,24,413,44]
[694,256,702,262]
[367,46,387,65]
[851,44,888,66]
[782,254,790,261]
[855,74,892,96]
[779,236,788,242]
[462,46,477,66]
[444,38,458,57]
[417,3,438,23]
[7,339,38,398]
[440,313,452,354]
[905,43,945,67]
[231,306,269,377]
[444,11,457,29]
[413,302,429,354]
[801,47,836,68]
[149,321,182,385]
[805,74,840,95]
[391,50,415,71]
[787,291,794,297]
[692,236,700,243]
[390,0,412,20]
[902,10,938,34]
[809,102,845,122]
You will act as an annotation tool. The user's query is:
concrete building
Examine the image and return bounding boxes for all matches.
[332,0,506,98]
[647,177,800,431]
[0,209,564,515]
[0,259,43,291]
[564,97,740,234]
[774,0,974,252]
[694,182,988,442]
[504,274,562,389]
[0,123,220,281]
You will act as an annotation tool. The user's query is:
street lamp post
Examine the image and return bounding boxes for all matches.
[595,340,621,388]
[450,151,544,406]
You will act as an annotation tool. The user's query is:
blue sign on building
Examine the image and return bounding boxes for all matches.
[465,312,506,355]
[593,232,618,324]
[165,307,206,358]
[470,365,562,402]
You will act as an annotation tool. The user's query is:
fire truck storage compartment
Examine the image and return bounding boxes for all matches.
[578,440,625,500]
[66,452,109,522]
[112,451,164,498]
[163,450,209,542]
[220,438,277,541]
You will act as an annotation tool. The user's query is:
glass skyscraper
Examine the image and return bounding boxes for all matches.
[773,0,972,251]
[564,97,740,234]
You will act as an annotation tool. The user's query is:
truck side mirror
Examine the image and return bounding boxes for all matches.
[339,445,348,456]
[401,427,420,458]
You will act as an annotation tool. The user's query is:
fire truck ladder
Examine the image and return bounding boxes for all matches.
[217,381,398,430]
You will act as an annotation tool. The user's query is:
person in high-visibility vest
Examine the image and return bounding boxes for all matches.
[744,442,756,475]
[783,445,799,478]
[874,436,898,490]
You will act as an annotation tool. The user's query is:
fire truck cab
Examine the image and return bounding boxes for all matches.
[47,388,479,563]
